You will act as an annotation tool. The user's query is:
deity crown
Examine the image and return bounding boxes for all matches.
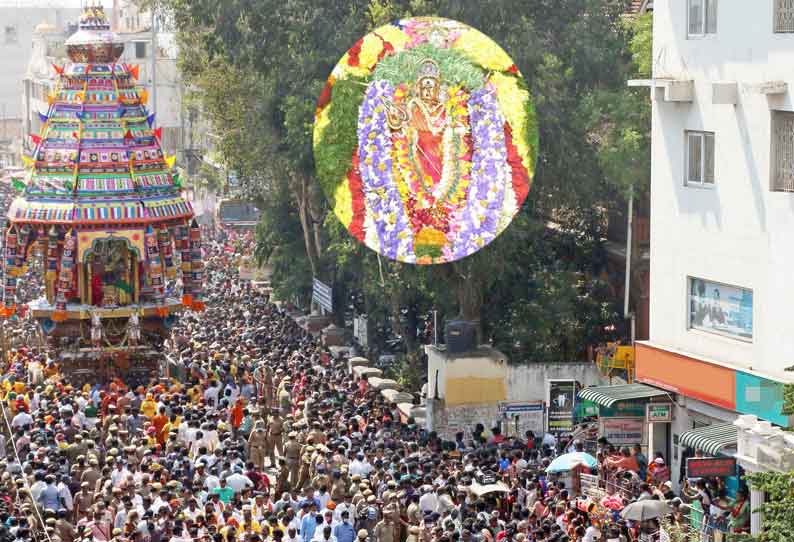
[418,59,441,82]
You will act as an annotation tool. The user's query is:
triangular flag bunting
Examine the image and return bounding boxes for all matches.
[22,156,34,167]
[165,155,176,169]
[52,63,64,75]
[47,94,55,106]
[63,181,73,192]
[29,134,41,145]
[154,127,162,140]
[130,65,140,80]
[146,113,156,127]
[139,89,149,105]
[11,178,25,192]
[124,130,133,140]
[37,111,48,123]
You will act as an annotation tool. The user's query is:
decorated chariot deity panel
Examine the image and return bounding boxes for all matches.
[314,17,538,264]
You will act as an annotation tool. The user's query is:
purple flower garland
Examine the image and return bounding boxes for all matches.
[449,84,509,261]
[357,80,415,263]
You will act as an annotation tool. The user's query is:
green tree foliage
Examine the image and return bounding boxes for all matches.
[630,12,654,77]
[740,471,794,542]
[159,0,648,363]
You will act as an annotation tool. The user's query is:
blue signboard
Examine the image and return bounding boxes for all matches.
[688,278,753,340]
[735,371,789,427]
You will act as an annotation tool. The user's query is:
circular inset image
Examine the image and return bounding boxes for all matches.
[314,16,538,264]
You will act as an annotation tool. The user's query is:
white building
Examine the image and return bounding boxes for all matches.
[633,1,794,535]
[0,1,82,167]
[19,0,185,160]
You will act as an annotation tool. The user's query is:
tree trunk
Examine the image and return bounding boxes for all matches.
[292,174,319,278]
[453,261,484,343]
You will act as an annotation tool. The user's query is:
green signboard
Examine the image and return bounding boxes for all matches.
[599,401,646,418]
[646,402,673,422]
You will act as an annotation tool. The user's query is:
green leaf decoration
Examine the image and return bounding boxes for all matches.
[373,43,486,91]
[314,76,368,207]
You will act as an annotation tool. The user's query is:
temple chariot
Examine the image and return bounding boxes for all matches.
[3,5,203,384]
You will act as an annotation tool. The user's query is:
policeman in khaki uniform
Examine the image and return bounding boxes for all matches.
[247,420,268,470]
[297,444,315,490]
[266,410,284,466]
[284,431,302,489]
[277,378,292,414]
[329,469,346,500]
[308,421,327,445]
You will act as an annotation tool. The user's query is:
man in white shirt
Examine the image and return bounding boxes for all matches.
[226,469,254,493]
[418,486,438,515]
[111,462,130,488]
[11,409,33,429]
[348,453,373,478]
[314,525,337,542]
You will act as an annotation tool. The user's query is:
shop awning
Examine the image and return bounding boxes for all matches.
[577,383,668,407]
[679,423,738,457]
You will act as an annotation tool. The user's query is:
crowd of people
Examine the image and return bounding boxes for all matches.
[0,224,751,542]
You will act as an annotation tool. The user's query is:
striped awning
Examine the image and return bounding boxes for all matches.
[679,423,738,456]
[578,383,669,407]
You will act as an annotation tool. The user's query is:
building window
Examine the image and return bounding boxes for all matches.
[688,0,717,36]
[685,131,715,186]
[775,0,794,33]
[4,25,18,44]
[771,111,794,191]
[688,277,753,341]
[134,41,147,59]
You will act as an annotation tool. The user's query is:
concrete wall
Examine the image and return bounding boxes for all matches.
[425,346,606,439]
[649,1,794,382]
[506,362,605,402]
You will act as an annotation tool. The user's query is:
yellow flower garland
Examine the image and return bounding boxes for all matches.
[452,28,514,72]
[489,72,533,176]
[334,175,354,228]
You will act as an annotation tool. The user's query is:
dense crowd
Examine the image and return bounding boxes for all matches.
[0,225,751,542]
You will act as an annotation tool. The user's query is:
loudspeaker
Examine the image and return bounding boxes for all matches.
[444,319,477,354]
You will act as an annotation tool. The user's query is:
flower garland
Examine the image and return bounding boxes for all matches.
[449,84,511,261]
[314,17,537,264]
[357,80,415,263]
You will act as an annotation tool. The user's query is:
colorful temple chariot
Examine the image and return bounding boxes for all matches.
[4,5,203,383]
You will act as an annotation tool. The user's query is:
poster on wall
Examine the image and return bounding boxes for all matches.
[599,417,644,446]
[498,401,544,438]
[688,277,753,340]
[547,380,576,434]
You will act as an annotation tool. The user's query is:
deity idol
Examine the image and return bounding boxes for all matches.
[320,17,536,264]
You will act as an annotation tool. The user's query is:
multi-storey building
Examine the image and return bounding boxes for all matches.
[632,0,794,534]
[0,0,81,167]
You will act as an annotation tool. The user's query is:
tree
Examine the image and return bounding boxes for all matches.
[159,0,643,364]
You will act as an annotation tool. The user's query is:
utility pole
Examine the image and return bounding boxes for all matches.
[624,184,635,345]
[150,9,157,117]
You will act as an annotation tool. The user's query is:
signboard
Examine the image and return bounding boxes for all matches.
[686,457,737,478]
[599,402,646,418]
[646,402,673,422]
[688,277,753,341]
[312,278,333,313]
[599,417,644,445]
[548,380,576,434]
[498,401,544,437]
